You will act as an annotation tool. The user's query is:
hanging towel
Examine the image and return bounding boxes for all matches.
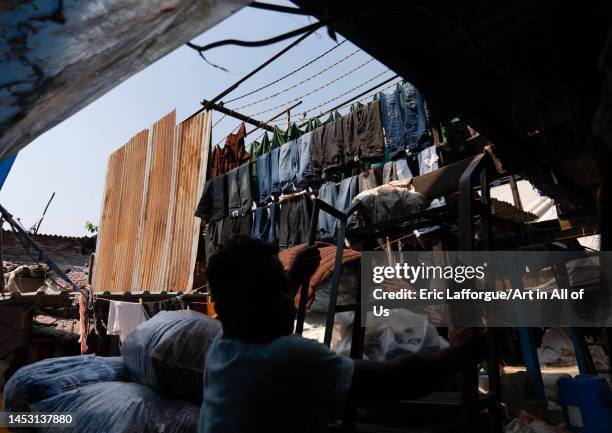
[107,301,148,342]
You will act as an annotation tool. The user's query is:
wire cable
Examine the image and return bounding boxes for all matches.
[212,113,227,129]
[249,2,314,15]
[223,40,348,104]
[263,78,402,126]
[186,21,328,54]
[269,69,393,119]
[232,55,372,111]
[244,68,391,118]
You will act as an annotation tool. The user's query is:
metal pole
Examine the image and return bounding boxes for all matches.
[201,99,275,132]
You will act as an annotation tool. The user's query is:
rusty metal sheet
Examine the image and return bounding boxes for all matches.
[131,110,176,292]
[92,146,126,291]
[164,111,212,292]
[109,129,149,292]
[94,109,212,293]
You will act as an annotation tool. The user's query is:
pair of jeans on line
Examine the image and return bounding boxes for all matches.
[379,88,406,160]
[227,163,252,217]
[275,140,299,194]
[399,83,432,152]
[256,132,318,204]
[318,176,358,241]
[251,204,278,245]
[256,152,272,205]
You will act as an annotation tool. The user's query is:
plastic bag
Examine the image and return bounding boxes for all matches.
[3,355,131,411]
[32,382,199,433]
[120,310,221,404]
[363,309,449,361]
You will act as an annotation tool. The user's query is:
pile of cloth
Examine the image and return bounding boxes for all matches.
[2,310,221,433]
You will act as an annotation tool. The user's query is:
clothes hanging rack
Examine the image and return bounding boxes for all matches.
[212,101,303,148]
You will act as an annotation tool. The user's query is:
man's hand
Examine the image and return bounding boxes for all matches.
[287,245,321,289]
[449,327,488,362]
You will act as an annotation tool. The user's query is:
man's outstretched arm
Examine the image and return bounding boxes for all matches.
[349,328,486,405]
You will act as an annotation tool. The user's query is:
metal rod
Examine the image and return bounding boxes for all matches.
[202,99,275,132]
[295,198,320,335]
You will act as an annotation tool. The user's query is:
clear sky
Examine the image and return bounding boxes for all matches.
[0,1,394,236]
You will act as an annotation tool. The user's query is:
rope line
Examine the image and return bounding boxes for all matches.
[230,49,365,111]
[223,40,348,104]
[264,79,403,126]
[244,68,390,118]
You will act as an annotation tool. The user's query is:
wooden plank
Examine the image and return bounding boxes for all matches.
[411,156,476,199]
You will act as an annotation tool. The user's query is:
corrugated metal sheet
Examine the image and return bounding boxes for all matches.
[93,110,212,293]
[164,111,211,291]
[92,146,126,291]
[132,111,176,293]
[110,129,148,292]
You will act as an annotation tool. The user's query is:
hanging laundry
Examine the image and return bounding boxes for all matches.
[195,173,228,223]
[256,151,272,204]
[270,125,287,149]
[227,163,252,217]
[318,181,338,241]
[295,131,318,190]
[304,117,321,132]
[107,300,148,342]
[269,145,281,197]
[343,100,385,164]
[78,292,89,354]
[358,166,383,192]
[398,83,432,152]
[278,195,312,249]
[379,84,407,161]
[336,175,359,230]
[317,118,346,173]
[208,123,249,178]
[276,139,300,193]
[249,133,271,199]
[251,205,278,244]
[383,156,413,184]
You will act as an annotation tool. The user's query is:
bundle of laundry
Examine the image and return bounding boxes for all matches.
[278,242,361,309]
[32,382,199,433]
[351,178,430,224]
[3,355,131,412]
[120,310,221,404]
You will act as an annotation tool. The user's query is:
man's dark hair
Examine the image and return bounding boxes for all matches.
[207,236,296,342]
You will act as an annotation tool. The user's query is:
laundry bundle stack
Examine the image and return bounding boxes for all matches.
[2,310,221,433]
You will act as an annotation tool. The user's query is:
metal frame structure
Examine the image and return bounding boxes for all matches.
[293,151,503,432]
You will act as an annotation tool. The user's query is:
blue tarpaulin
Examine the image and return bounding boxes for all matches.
[0,154,16,190]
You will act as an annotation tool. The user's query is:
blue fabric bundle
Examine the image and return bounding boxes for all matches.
[3,355,131,411]
[120,310,221,404]
[32,382,199,433]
